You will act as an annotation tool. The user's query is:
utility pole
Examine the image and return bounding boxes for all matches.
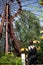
[5,4,9,53]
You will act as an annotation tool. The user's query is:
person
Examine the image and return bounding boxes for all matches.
[28,40,37,65]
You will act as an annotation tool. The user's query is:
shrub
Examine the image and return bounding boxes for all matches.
[0,52,22,65]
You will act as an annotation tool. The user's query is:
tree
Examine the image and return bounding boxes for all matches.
[0,10,41,54]
[15,10,41,48]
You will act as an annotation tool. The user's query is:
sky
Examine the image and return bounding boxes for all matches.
[0,0,43,26]
[20,0,43,26]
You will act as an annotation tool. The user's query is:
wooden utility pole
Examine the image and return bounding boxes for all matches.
[5,4,9,53]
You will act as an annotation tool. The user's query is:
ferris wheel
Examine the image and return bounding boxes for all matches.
[0,0,43,56]
[0,0,43,23]
[0,0,22,56]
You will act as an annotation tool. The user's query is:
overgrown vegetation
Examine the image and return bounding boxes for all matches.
[15,10,43,63]
[0,10,43,63]
[37,40,43,63]
[15,10,41,48]
[0,52,22,65]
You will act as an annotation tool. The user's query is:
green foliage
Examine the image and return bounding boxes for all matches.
[0,10,42,63]
[0,52,22,65]
[15,10,41,48]
[37,50,43,64]
[34,39,43,64]
[38,40,43,63]
[0,27,6,53]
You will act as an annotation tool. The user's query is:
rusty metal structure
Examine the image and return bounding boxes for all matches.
[0,0,43,56]
[0,0,22,56]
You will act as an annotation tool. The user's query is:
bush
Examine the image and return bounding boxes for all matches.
[37,40,43,64]
[0,52,22,65]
